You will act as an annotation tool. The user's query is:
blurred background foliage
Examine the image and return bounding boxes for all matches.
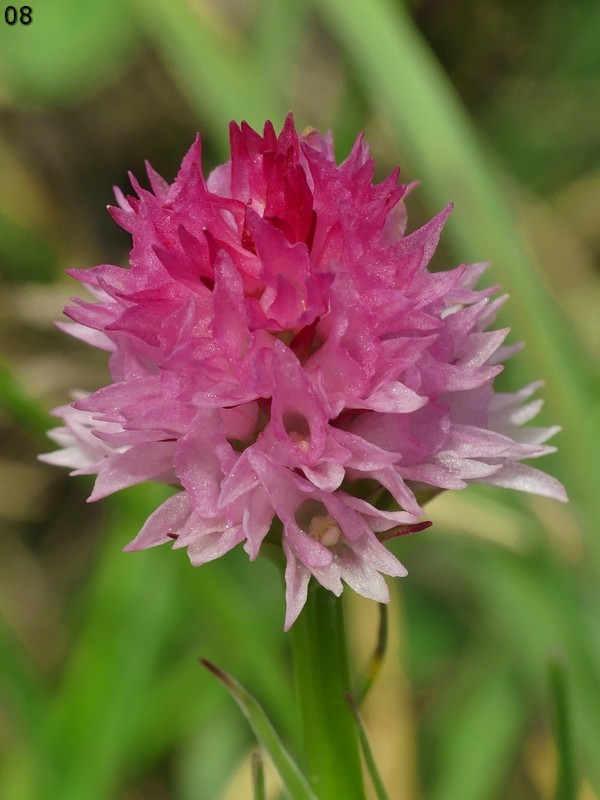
[0,0,599,797]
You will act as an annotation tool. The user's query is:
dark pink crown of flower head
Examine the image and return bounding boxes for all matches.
[42,115,566,628]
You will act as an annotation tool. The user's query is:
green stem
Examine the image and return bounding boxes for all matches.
[290,584,366,800]
[354,603,388,705]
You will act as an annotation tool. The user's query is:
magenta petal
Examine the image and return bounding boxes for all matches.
[212,251,250,361]
[270,340,329,461]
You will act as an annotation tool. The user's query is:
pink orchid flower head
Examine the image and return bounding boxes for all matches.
[41,115,567,629]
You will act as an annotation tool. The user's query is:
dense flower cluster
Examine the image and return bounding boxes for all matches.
[42,116,566,628]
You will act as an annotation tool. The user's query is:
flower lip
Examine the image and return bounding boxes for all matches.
[295,500,342,547]
[309,515,342,547]
[283,411,311,451]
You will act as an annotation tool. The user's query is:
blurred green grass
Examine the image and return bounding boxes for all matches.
[0,0,599,798]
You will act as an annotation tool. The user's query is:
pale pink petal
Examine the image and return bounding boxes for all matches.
[472,461,568,502]
[124,492,191,551]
